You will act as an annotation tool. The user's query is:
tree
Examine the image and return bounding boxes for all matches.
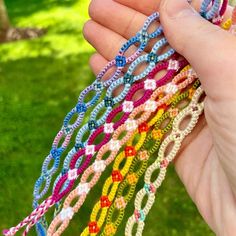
[0,0,45,43]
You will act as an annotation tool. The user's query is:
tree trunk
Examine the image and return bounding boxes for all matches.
[0,0,10,41]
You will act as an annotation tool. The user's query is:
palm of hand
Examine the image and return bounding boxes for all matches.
[83,0,236,235]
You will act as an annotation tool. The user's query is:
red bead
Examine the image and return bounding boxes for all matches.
[160,159,169,168]
[88,221,100,234]
[138,122,149,133]
[112,170,123,182]
[159,104,168,110]
[100,196,112,208]
[124,146,136,157]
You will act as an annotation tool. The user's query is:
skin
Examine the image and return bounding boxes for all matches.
[82,0,236,235]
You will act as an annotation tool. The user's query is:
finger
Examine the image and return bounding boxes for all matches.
[114,0,201,16]
[83,20,137,61]
[89,0,160,41]
[160,0,236,100]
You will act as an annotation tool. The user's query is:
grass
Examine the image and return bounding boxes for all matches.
[0,0,214,235]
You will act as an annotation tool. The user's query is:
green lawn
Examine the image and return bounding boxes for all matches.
[0,0,214,235]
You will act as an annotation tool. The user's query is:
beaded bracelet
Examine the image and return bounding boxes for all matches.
[45,67,197,236]
[125,86,204,236]
[32,11,163,221]
[101,80,200,236]
[81,79,199,236]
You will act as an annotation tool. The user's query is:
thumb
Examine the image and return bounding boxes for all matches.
[160,0,236,100]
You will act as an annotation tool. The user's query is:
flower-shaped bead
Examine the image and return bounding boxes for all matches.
[124,146,136,157]
[104,224,117,235]
[85,145,95,156]
[187,68,197,78]
[144,100,157,112]
[68,169,77,180]
[76,103,87,113]
[94,81,103,92]
[144,79,156,90]
[123,74,134,84]
[62,125,73,135]
[137,30,149,44]
[125,119,138,131]
[100,196,112,208]
[168,59,180,71]
[134,209,146,222]
[152,129,163,140]
[122,101,134,113]
[169,108,179,118]
[93,160,106,172]
[115,197,127,209]
[77,183,90,195]
[144,183,156,194]
[60,207,74,221]
[147,52,158,63]
[112,170,123,182]
[109,140,121,151]
[104,123,114,134]
[138,122,149,133]
[88,120,98,130]
[88,221,100,234]
[138,150,149,161]
[115,55,126,67]
[127,173,138,185]
[165,83,178,94]
[104,97,114,107]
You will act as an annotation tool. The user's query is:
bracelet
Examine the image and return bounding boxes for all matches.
[82,80,200,236]
[125,86,204,236]
[46,67,197,236]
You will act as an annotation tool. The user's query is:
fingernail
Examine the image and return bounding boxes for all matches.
[162,0,197,19]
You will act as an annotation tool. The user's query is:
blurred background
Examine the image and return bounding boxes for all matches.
[0,0,234,235]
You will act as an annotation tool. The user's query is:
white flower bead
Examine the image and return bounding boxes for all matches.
[144,79,156,90]
[122,101,134,113]
[85,145,95,156]
[93,160,106,172]
[77,183,90,195]
[60,207,74,221]
[168,59,179,71]
[109,139,121,151]
[125,119,138,131]
[104,123,114,134]
[68,169,77,180]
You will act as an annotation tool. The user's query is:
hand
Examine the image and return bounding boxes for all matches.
[83,0,236,235]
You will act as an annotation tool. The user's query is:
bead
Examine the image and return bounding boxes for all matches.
[68,169,77,180]
[168,59,180,71]
[100,196,112,208]
[88,120,98,130]
[104,123,114,134]
[93,160,106,172]
[137,30,149,44]
[125,119,138,131]
[104,96,114,107]
[123,74,134,84]
[134,209,146,222]
[85,145,95,156]
[144,183,156,194]
[138,150,149,161]
[115,197,127,209]
[50,148,63,159]
[109,140,121,151]
[127,173,138,185]
[152,129,163,140]
[115,55,126,67]
[144,100,157,112]
[144,79,156,90]
[62,125,73,135]
[60,207,74,221]
[187,68,197,78]
[76,103,87,113]
[124,146,136,157]
[77,183,90,195]
[147,52,158,63]
[122,101,134,113]
[169,108,179,118]
[75,142,84,151]
[112,170,123,182]
[88,221,100,234]
[94,81,103,92]
[104,224,117,235]
[138,122,149,133]
[188,88,196,99]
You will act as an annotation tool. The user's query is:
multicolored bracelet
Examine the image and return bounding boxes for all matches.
[46,67,197,236]
[125,86,204,236]
[81,78,199,236]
